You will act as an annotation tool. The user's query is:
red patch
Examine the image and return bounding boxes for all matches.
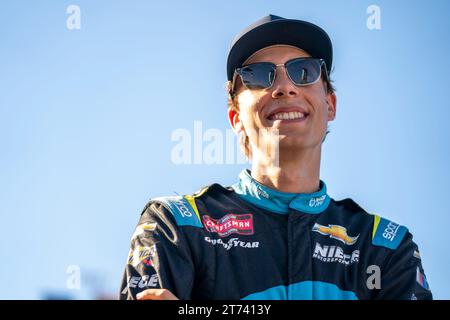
[202,214,254,237]
[142,258,153,267]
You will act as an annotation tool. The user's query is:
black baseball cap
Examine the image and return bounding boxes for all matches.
[226,14,333,81]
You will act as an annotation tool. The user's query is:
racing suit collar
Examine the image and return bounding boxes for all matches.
[232,169,331,214]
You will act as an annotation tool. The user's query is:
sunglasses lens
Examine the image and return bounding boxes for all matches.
[286,59,322,85]
[239,63,275,90]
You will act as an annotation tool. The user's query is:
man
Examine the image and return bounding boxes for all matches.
[119,15,432,300]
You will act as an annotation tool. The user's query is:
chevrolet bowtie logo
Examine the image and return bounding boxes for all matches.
[312,223,359,245]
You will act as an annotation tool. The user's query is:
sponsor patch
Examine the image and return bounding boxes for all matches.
[121,274,159,294]
[309,195,327,208]
[152,196,203,228]
[202,213,254,237]
[413,249,421,260]
[312,242,360,266]
[204,236,259,250]
[312,223,359,245]
[416,267,430,290]
[372,215,408,250]
[131,222,157,241]
[127,245,157,268]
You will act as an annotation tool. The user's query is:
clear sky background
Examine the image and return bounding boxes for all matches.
[1,0,449,299]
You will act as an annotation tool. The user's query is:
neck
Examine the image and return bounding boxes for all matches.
[251,145,321,194]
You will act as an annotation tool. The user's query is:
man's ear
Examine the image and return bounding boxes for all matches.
[326,92,337,121]
[228,107,244,133]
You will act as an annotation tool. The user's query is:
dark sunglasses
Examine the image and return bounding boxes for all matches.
[230,57,329,97]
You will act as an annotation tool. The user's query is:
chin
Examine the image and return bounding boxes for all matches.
[277,136,318,150]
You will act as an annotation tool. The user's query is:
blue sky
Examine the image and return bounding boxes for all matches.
[1,0,449,299]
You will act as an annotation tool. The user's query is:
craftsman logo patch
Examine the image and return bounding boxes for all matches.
[202,213,254,237]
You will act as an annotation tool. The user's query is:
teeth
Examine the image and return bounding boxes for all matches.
[273,112,305,120]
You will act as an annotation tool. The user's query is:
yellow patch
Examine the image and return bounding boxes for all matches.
[372,214,381,240]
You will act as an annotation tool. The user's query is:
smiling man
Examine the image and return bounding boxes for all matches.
[119,15,432,300]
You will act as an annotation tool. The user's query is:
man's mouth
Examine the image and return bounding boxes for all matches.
[268,111,308,121]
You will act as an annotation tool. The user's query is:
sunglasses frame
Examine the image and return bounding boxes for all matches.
[230,57,329,99]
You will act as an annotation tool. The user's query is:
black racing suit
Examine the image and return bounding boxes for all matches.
[119,169,432,300]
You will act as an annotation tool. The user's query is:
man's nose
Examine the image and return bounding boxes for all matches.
[271,66,300,98]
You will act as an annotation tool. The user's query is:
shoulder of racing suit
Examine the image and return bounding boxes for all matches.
[370,214,409,250]
[330,198,409,251]
[141,184,221,229]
